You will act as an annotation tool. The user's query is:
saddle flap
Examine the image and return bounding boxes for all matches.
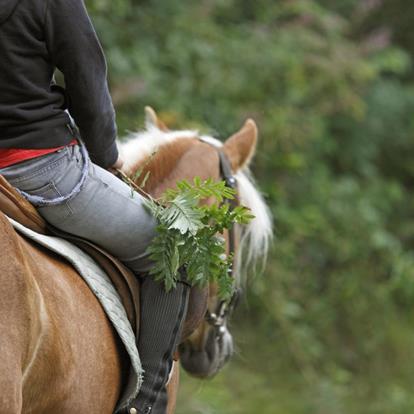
[47,227,141,335]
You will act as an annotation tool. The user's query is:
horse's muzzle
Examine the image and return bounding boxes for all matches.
[179,325,234,378]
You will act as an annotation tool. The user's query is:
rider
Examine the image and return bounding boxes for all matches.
[0,0,188,413]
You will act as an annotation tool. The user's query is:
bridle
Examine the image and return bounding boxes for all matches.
[204,149,241,340]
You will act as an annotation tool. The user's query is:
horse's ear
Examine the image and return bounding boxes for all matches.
[145,106,169,131]
[223,119,258,170]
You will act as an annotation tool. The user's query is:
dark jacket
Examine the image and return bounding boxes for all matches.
[0,0,118,168]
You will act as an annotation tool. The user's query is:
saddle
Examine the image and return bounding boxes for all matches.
[0,175,140,335]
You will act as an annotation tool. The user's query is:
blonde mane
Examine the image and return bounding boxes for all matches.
[119,125,273,282]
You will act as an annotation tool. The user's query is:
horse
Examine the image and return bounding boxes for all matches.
[0,108,272,414]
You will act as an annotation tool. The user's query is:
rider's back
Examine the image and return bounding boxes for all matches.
[0,0,118,168]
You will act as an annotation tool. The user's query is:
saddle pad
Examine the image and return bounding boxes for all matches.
[7,217,142,413]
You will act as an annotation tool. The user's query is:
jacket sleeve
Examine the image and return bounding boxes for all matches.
[44,0,118,168]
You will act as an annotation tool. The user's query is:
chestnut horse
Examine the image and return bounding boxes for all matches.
[0,109,272,414]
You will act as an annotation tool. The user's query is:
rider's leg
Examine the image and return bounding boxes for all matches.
[0,144,188,414]
[131,275,189,414]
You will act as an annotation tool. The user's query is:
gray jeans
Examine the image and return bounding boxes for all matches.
[0,144,157,273]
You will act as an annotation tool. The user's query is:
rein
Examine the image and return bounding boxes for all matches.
[204,149,241,340]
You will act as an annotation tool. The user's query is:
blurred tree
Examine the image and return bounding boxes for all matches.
[83,0,414,412]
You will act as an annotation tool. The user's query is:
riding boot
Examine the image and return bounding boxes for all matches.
[127,275,190,414]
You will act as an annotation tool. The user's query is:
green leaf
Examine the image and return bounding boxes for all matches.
[161,194,205,235]
[144,177,253,299]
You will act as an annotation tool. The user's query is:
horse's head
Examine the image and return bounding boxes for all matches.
[120,107,272,378]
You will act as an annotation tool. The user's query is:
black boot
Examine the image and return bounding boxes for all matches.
[128,275,190,414]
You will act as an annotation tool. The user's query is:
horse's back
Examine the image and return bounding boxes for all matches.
[0,212,124,414]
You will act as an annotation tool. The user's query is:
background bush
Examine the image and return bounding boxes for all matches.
[86,1,414,412]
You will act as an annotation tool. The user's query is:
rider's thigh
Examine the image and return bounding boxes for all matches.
[36,144,157,272]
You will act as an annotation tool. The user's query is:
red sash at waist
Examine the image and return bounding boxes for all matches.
[0,139,78,168]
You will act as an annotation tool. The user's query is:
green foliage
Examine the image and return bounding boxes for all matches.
[84,0,414,411]
[145,178,253,300]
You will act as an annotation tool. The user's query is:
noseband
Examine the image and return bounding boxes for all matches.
[204,149,241,339]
